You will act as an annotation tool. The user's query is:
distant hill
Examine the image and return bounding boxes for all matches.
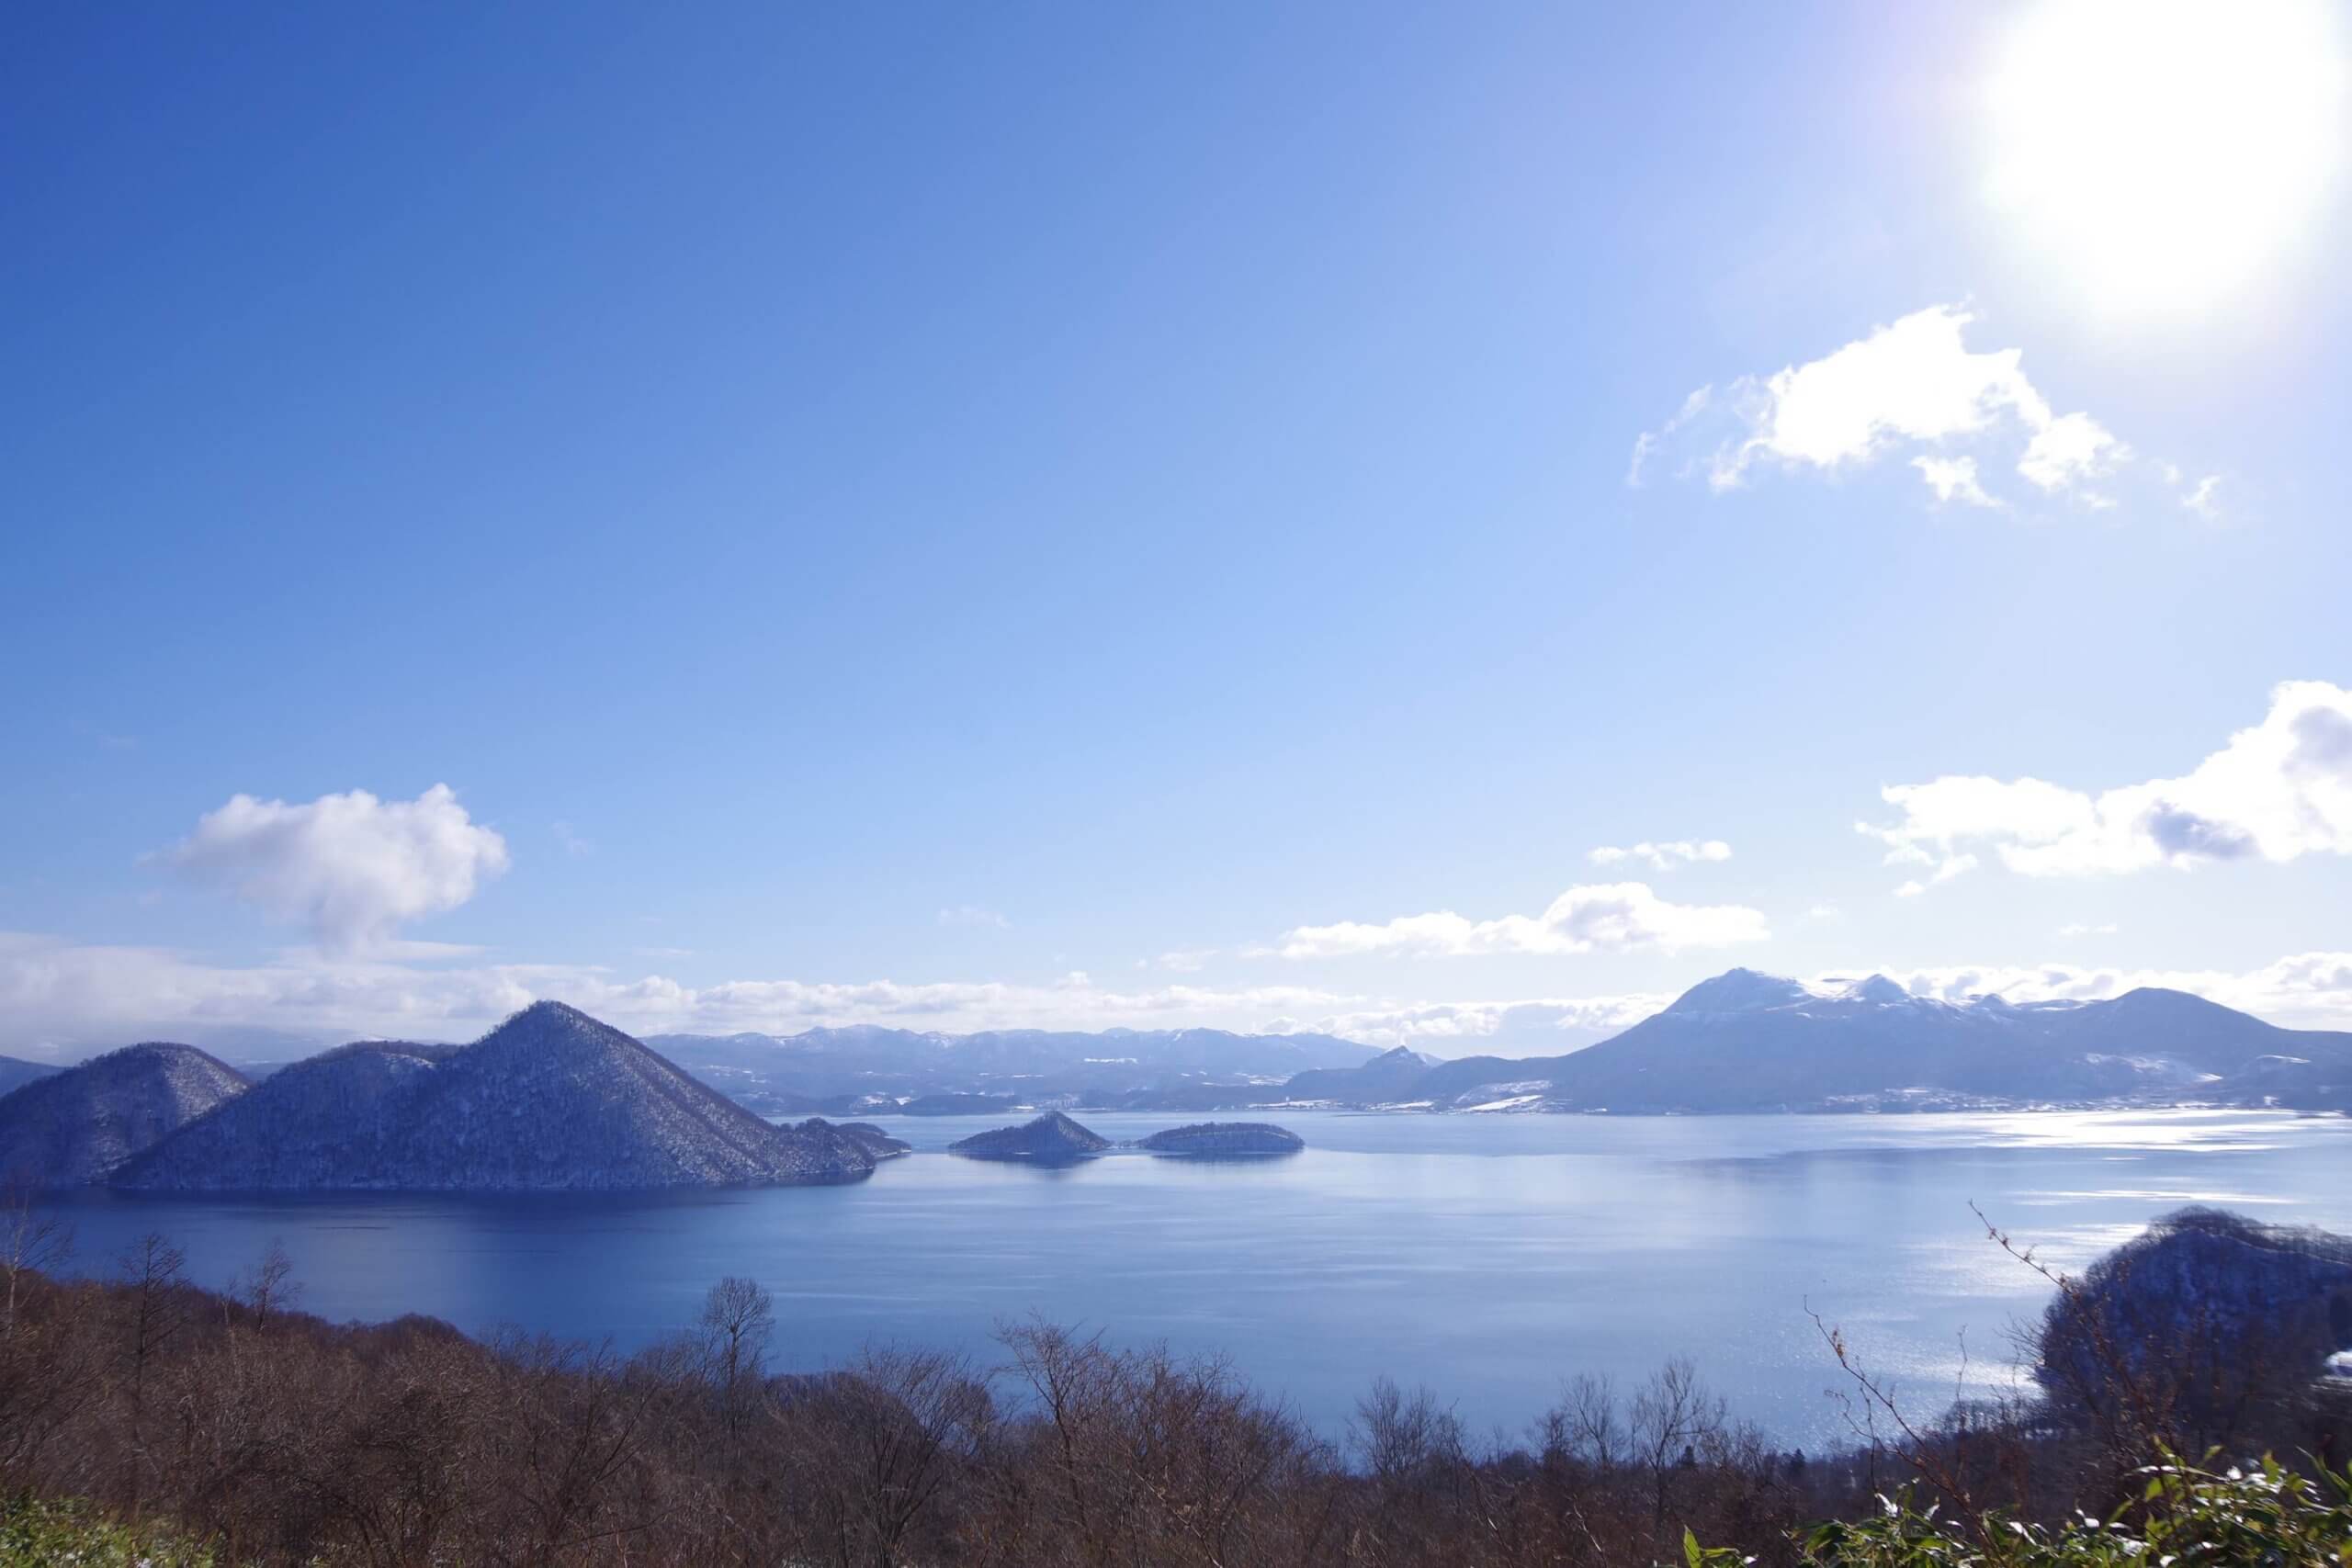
[0,1043,250,1187]
[0,1056,58,1099]
[647,1025,1379,1115]
[1258,968,2352,1114]
[1283,1046,1437,1105]
[117,1004,882,1192]
[947,1111,1113,1162]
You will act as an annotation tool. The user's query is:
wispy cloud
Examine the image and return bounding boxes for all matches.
[1861,680,2352,890]
[1272,882,1769,959]
[71,721,139,751]
[2057,922,2118,938]
[551,820,593,857]
[937,905,1010,930]
[2181,474,2224,520]
[1588,840,1731,872]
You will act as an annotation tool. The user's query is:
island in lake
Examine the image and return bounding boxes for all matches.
[946,1111,1114,1163]
[1135,1122,1304,1156]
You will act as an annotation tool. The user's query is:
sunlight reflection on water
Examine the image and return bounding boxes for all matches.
[34,1109,2352,1449]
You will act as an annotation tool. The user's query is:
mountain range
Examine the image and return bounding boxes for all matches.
[11,1003,888,1192]
[642,1024,1381,1116]
[1226,970,2352,1114]
[4,972,2344,1194]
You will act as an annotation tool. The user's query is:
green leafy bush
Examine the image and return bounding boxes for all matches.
[0,1493,220,1567]
[1775,1457,2352,1567]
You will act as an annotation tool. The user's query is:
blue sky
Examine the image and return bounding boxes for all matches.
[6,2,2348,1058]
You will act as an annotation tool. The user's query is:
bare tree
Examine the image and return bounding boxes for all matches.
[236,1237,300,1330]
[699,1275,775,1437]
[787,1343,989,1567]
[0,1182,71,1335]
[1628,1357,1724,1532]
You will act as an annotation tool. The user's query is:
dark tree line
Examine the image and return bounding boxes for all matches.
[0,1200,2345,1566]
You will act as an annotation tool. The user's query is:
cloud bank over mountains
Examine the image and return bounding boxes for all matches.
[3,931,2349,1064]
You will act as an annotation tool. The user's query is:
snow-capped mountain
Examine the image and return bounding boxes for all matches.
[116,1002,884,1192]
[1272,969,2352,1113]
[0,1043,250,1187]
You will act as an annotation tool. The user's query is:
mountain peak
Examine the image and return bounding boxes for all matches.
[1664,968,1813,1015]
[118,1005,878,1192]
[1839,975,1912,1006]
[948,1110,1114,1161]
[0,1042,249,1187]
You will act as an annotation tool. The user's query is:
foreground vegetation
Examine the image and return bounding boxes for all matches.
[0,1202,2346,1566]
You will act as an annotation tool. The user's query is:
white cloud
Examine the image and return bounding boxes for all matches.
[1912,455,2000,508]
[1894,852,1980,898]
[2018,410,2130,496]
[165,785,508,953]
[1272,882,1770,959]
[2057,922,2119,938]
[936,905,1010,930]
[2181,474,2223,520]
[1631,305,2135,509]
[1588,840,1732,872]
[551,820,593,858]
[1275,994,1670,1057]
[1624,386,1713,486]
[1147,948,1217,973]
[1862,680,2352,888]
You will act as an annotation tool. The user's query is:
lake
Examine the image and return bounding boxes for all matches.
[33,1108,2352,1450]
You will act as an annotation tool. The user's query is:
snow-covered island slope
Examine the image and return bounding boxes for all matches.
[1243,969,2352,1115]
[116,1002,884,1192]
[0,1043,250,1187]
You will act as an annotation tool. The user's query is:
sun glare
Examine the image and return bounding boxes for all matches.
[1988,0,2347,311]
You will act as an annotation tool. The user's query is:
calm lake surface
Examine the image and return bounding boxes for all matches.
[36,1109,2352,1448]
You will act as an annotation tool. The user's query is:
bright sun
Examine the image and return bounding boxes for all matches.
[1988,0,2347,311]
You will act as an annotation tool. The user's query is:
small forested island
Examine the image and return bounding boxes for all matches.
[946,1111,1112,1162]
[1135,1121,1304,1156]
